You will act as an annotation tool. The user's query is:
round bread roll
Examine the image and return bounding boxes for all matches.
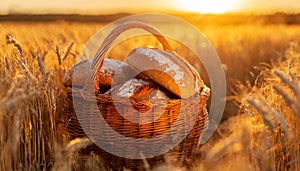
[63,59,137,93]
[125,48,204,99]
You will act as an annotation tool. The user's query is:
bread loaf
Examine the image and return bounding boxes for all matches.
[126,48,204,99]
[106,78,159,99]
[106,78,174,105]
[63,59,93,88]
[63,59,136,93]
[97,59,137,87]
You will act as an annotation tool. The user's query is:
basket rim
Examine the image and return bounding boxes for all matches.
[67,85,210,102]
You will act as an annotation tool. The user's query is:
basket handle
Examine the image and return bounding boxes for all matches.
[89,21,173,82]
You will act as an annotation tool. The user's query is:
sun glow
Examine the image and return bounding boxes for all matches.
[175,0,242,14]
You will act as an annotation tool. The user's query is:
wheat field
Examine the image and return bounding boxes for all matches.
[0,18,300,170]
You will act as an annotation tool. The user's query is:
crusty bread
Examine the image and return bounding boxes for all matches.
[106,78,170,100]
[63,59,93,88]
[126,48,204,99]
[63,59,136,93]
[96,59,137,87]
[107,78,152,98]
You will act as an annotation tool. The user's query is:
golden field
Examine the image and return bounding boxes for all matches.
[0,15,300,170]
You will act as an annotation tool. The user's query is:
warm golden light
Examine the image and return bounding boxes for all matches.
[175,0,242,14]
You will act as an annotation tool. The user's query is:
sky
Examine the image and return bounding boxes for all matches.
[1,0,300,14]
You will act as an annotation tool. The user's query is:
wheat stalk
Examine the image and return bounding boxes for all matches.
[6,33,22,55]
[56,45,62,65]
[246,95,289,139]
[62,41,74,61]
[274,70,300,117]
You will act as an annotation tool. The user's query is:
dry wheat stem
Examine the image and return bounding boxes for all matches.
[273,85,300,117]
[6,33,22,55]
[246,96,276,130]
[246,95,289,139]
[56,45,62,65]
[63,41,74,61]
[274,70,300,117]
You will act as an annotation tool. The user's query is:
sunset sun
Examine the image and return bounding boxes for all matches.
[175,0,243,14]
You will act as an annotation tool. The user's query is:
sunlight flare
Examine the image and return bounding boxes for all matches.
[175,0,243,13]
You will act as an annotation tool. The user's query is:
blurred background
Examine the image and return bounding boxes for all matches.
[1,0,300,14]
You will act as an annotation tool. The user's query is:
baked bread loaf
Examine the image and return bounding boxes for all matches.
[126,48,204,99]
[97,59,137,87]
[63,59,136,93]
[63,59,93,88]
[106,78,168,100]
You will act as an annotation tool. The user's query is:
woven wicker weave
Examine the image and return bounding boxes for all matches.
[62,21,210,170]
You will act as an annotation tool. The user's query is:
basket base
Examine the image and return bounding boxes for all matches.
[62,86,210,170]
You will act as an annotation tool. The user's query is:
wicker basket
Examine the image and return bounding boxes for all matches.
[62,21,210,170]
